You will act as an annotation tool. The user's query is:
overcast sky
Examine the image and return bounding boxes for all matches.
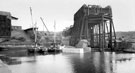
[0,0,135,32]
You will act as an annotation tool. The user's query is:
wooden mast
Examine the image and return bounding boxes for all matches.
[54,20,56,44]
[30,7,37,48]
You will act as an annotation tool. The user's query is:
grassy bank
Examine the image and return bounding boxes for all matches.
[0,46,30,57]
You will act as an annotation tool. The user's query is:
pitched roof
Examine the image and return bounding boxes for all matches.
[0,11,18,20]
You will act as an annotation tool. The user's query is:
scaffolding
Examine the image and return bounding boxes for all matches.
[70,4,116,51]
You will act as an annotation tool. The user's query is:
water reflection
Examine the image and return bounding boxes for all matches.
[6,52,135,73]
[9,54,75,73]
[68,52,116,73]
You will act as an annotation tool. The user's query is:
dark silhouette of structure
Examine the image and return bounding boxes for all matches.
[0,11,18,38]
[68,4,116,51]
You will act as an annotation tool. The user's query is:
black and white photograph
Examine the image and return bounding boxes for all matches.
[0,0,135,73]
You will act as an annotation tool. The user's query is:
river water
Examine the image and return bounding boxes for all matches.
[6,52,135,73]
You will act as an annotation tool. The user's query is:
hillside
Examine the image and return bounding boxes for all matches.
[0,30,33,45]
[116,31,135,42]
[1,30,135,45]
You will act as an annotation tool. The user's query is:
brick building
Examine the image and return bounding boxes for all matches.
[0,11,18,38]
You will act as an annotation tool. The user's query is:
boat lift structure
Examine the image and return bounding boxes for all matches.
[69,4,116,51]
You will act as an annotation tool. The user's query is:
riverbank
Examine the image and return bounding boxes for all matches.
[0,59,11,73]
[0,46,28,57]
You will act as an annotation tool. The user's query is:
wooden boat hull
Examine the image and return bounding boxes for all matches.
[123,49,135,53]
[62,47,91,53]
[27,48,35,53]
[48,49,61,53]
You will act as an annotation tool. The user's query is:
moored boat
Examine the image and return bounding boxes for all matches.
[47,43,62,53]
[123,49,135,53]
[37,46,47,54]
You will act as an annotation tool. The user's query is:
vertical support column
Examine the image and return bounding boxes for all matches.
[93,26,95,47]
[105,21,109,48]
[101,19,104,50]
[109,19,113,51]
[90,25,94,47]
[96,25,99,48]
[112,21,116,50]
[80,16,85,40]
[86,20,89,39]
[103,21,106,48]
[99,23,101,50]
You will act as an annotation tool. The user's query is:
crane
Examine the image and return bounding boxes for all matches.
[39,17,51,45]
[40,17,50,34]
